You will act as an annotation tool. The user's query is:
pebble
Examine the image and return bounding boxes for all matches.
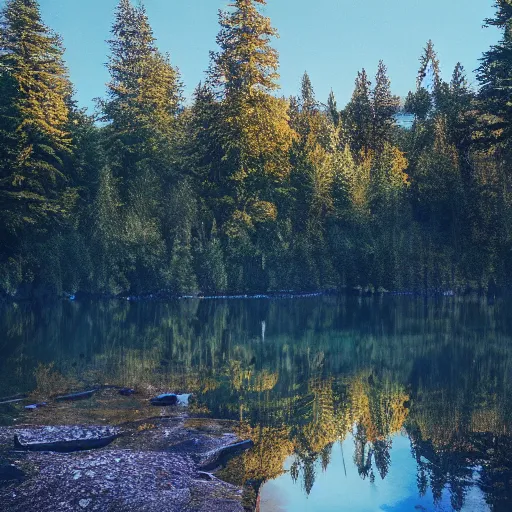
[79,498,91,508]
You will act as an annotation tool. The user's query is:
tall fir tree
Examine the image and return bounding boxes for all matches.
[438,63,475,167]
[208,0,295,188]
[208,0,296,289]
[0,0,74,236]
[345,69,373,156]
[372,61,399,152]
[301,71,317,114]
[326,90,340,127]
[417,39,441,91]
[477,0,512,144]
[102,0,181,185]
[405,41,441,121]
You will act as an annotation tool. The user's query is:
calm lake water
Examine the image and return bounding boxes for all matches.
[1,296,511,511]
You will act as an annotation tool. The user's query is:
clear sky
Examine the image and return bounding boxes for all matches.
[8,0,500,113]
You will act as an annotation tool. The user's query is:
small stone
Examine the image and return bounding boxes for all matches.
[85,470,95,477]
[79,499,91,508]
[73,470,82,480]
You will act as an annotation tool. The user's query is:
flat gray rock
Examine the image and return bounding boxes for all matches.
[0,449,243,511]
[0,419,247,512]
[14,426,122,452]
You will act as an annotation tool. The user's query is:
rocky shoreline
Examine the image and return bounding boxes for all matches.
[0,390,255,512]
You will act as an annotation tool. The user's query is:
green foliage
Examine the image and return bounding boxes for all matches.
[344,69,373,156]
[0,0,74,236]
[0,0,511,297]
[477,0,512,144]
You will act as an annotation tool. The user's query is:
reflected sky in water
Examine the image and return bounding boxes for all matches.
[260,435,489,512]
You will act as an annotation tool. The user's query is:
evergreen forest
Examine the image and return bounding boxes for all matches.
[1,0,512,298]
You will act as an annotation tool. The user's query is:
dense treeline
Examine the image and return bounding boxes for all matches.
[0,0,511,298]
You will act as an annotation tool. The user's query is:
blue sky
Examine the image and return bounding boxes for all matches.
[10,0,500,112]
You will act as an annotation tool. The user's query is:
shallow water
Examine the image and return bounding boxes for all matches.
[1,296,511,511]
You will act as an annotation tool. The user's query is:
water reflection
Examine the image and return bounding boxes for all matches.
[0,296,511,510]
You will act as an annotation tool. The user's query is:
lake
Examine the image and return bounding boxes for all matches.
[1,296,511,511]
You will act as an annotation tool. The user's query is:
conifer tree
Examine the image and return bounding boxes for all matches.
[417,40,441,91]
[412,117,461,231]
[326,90,340,127]
[187,83,225,191]
[208,0,295,287]
[477,0,512,143]
[372,61,400,151]
[209,0,295,187]
[301,71,317,114]
[290,74,333,230]
[103,0,181,182]
[405,41,441,121]
[0,0,74,235]
[404,87,432,121]
[345,69,373,156]
[439,63,475,160]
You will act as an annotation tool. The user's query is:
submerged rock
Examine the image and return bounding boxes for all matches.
[55,390,97,402]
[150,393,178,406]
[14,426,122,453]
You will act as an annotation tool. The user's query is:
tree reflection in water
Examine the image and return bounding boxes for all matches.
[1,296,511,510]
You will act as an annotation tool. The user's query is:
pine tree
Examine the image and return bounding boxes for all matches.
[442,63,475,160]
[93,166,127,294]
[208,0,295,185]
[301,71,317,114]
[326,90,340,127]
[372,61,399,152]
[412,117,461,233]
[405,41,441,121]
[290,74,333,230]
[102,0,181,183]
[187,82,225,191]
[345,69,373,156]
[477,0,512,143]
[417,40,440,91]
[0,0,74,235]
[208,0,295,288]
[210,0,280,98]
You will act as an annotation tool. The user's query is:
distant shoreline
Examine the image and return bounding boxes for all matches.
[2,286,503,304]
